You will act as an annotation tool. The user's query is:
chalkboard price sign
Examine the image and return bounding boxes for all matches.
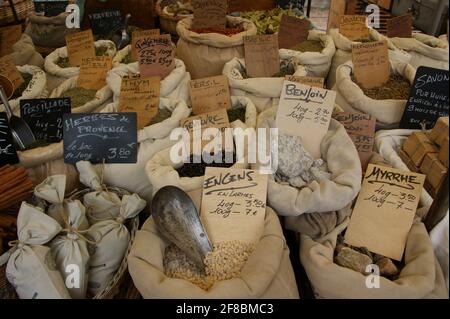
[33,1,69,17]
[88,9,123,36]
[0,113,19,166]
[400,66,449,129]
[20,98,71,143]
[63,113,137,164]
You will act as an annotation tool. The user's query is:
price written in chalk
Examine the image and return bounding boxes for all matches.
[0,113,19,165]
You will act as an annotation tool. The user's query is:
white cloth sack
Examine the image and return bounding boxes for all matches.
[3,202,70,299]
[106,59,190,104]
[112,45,132,67]
[390,33,449,71]
[279,30,336,78]
[49,200,90,299]
[87,194,145,296]
[223,57,307,112]
[128,203,299,299]
[333,60,416,129]
[327,28,411,88]
[0,65,48,116]
[430,212,449,292]
[9,34,44,68]
[228,96,258,129]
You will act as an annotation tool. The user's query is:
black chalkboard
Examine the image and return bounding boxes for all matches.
[400,66,449,129]
[33,1,69,17]
[0,113,19,166]
[88,9,123,36]
[63,113,137,164]
[20,98,71,143]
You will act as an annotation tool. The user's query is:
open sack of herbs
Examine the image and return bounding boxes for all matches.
[333,60,416,129]
[223,57,307,112]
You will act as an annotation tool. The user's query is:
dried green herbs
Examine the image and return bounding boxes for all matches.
[176,152,236,178]
[122,52,133,64]
[291,40,324,52]
[56,57,70,68]
[63,87,97,108]
[148,108,172,126]
[12,73,32,99]
[352,74,411,100]
[240,8,308,35]
[227,107,246,123]
[238,59,296,78]
[56,45,113,68]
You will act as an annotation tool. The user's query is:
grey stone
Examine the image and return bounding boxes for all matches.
[277,133,314,177]
[335,247,373,274]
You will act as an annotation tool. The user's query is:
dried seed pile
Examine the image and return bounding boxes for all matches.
[176,152,236,178]
[12,73,32,99]
[227,107,246,123]
[63,87,97,108]
[148,108,173,126]
[352,74,411,100]
[164,241,255,290]
[291,40,324,52]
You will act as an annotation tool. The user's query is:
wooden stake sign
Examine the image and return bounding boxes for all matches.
[131,29,160,61]
[0,55,24,91]
[345,164,425,261]
[278,15,310,50]
[285,75,324,88]
[0,113,19,166]
[0,25,22,57]
[387,14,413,38]
[189,75,231,115]
[276,81,336,159]
[192,0,227,29]
[339,15,369,41]
[119,76,160,130]
[201,167,268,244]
[66,30,96,67]
[352,40,390,89]
[327,0,346,32]
[135,34,175,80]
[244,34,280,78]
[77,56,113,90]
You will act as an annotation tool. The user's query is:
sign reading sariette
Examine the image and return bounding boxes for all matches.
[0,25,22,57]
[244,34,280,78]
[278,15,310,50]
[0,112,19,166]
[345,164,425,261]
[131,29,160,61]
[20,98,71,143]
[63,113,137,164]
[135,34,175,80]
[352,40,390,89]
[332,112,376,171]
[201,167,268,245]
[276,81,336,159]
[400,66,449,130]
[387,14,413,38]
[0,55,24,91]
[77,56,113,90]
[339,15,369,41]
[66,30,96,67]
[192,0,227,29]
[88,9,123,36]
[189,75,231,115]
[119,76,160,130]
[285,75,324,88]
[33,0,69,17]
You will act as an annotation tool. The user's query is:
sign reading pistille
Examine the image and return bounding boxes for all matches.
[345,164,425,261]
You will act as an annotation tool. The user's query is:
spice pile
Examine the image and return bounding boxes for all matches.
[291,40,324,53]
[190,27,243,36]
[352,74,411,100]
[56,45,113,68]
[11,73,32,99]
[148,108,173,126]
[227,107,246,123]
[63,88,97,108]
[176,152,236,178]
[165,2,193,16]
[164,241,255,290]
[239,59,297,79]
[0,165,34,211]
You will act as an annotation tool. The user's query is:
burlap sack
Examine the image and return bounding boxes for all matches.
[128,201,299,299]
[96,98,191,201]
[25,13,77,48]
[0,64,48,116]
[327,28,411,88]
[299,218,449,299]
[333,60,416,129]
[9,34,44,68]
[253,107,362,221]
[390,33,449,71]
[106,59,190,103]
[176,16,257,79]
[279,30,336,78]
[223,57,308,112]
[44,40,117,91]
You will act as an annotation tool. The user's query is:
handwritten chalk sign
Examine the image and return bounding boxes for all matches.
[352,40,390,89]
[327,0,346,32]
[180,109,233,155]
[88,9,123,36]
[387,14,413,38]
[201,167,268,244]
[66,30,96,67]
[345,164,425,261]
[0,55,23,91]
[34,1,69,17]
[276,81,336,159]
[189,75,231,115]
[332,112,376,171]
[119,76,160,130]
[0,113,19,166]
[63,113,137,164]
[278,15,310,50]
[0,25,22,57]
[77,56,113,90]
[131,29,160,61]
[285,75,324,88]
[227,0,275,12]
[244,34,280,78]
[339,15,369,41]
[136,34,175,80]
[400,66,449,130]
[20,98,70,143]
[192,0,227,29]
